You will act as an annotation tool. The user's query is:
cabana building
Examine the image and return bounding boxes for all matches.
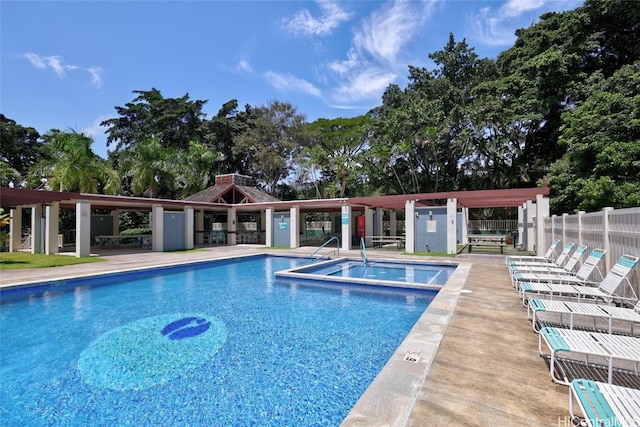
[0,174,550,257]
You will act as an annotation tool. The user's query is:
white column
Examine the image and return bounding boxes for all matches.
[31,204,43,254]
[341,205,351,251]
[405,200,416,253]
[517,205,524,248]
[9,207,22,252]
[228,207,237,245]
[526,200,536,252]
[260,210,267,245]
[45,202,60,255]
[184,207,194,250]
[195,210,204,245]
[535,194,550,256]
[389,210,397,236]
[446,198,457,255]
[374,209,383,238]
[265,208,273,247]
[461,207,469,245]
[290,206,300,248]
[75,201,91,258]
[364,206,374,246]
[152,205,164,252]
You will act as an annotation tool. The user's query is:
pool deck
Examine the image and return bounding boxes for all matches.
[0,245,569,426]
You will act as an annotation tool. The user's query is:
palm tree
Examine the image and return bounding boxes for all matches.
[118,138,174,198]
[30,130,120,194]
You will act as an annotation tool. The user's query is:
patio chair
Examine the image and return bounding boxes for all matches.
[569,379,640,427]
[513,248,605,291]
[528,299,640,336]
[505,238,560,265]
[519,254,638,306]
[538,327,640,386]
[510,244,586,277]
[508,241,573,271]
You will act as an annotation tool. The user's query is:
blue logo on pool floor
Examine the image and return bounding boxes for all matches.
[78,313,227,391]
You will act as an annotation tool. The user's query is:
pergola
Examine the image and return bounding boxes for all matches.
[1,185,550,256]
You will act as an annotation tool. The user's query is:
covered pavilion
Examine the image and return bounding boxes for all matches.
[0,176,549,257]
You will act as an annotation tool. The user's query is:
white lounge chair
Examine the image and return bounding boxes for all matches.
[508,242,574,271]
[528,299,640,335]
[514,248,606,292]
[519,254,638,306]
[511,244,586,276]
[505,238,560,265]
[538,327,640,385]
[569,379,640,427]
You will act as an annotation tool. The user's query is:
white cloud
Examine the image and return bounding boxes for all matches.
[283,0,352,36]
[86,67,104,88]
[330,67,397,105]
[324,0,434,106]
[473,0,583,47]
[236,58,253,74]
[264,71,322,97]
[353,1,421,66]
[24,52,103,87]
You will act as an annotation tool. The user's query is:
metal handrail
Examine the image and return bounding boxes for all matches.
[310,236,339,259]
[360,237,368,266]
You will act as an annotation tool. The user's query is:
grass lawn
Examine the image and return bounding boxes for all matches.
[0,252,105,270]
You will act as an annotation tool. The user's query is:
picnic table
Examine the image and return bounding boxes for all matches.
[367,236,406,250]
[97,234,151,248]
[467,234,507,254]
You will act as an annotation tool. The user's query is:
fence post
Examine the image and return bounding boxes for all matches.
[602,207,613,273]
[577,211,585,247]
[562,213,568,246]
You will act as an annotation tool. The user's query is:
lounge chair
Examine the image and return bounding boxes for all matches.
[528,299,640,335]
[514,248,605,292]
[508,242,574,271]
[505,238,560,265]
[519,254,638,306]
[569,379,640,427]
[538,327,640,385]
[511,244,586,276]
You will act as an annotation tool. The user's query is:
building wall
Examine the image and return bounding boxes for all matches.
[415,207,448,253]
[272,212,291,247]
[163,211,186,251]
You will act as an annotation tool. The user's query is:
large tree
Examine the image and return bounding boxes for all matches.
[101,88,208,153]
[302,116,371,198]
[0,114,44,187]
[232,101,309,195]
[549,61,640,213]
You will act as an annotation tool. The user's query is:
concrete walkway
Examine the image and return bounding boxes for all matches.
[0,246,570,426]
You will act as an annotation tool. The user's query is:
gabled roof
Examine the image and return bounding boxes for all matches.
[183,184,280,205]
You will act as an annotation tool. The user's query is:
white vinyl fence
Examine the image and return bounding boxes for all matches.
[543,207,640,301]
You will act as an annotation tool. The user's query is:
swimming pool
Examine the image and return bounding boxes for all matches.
[276,258,456,290]
[0,255,438,426]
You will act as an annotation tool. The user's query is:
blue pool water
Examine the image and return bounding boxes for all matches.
[0,255,437,426]
[298,260,455,284]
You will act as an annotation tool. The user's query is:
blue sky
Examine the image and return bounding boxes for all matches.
[2,0,582,159]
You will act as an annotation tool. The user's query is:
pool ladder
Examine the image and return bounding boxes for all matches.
[360,237,368,266]
[310,236,340,259]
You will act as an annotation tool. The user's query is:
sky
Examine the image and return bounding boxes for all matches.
[1,0,583,159]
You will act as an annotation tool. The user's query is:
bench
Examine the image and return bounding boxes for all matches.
[467,235,507,254]
[367,236,406,250]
